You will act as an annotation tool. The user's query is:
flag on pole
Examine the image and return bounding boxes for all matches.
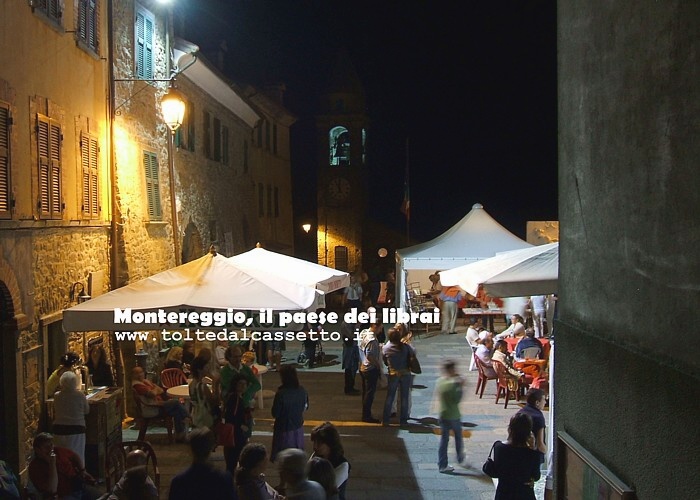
[400,138,410,221]
[400,178,410,221]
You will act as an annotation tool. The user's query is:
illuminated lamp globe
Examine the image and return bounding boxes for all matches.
[161,87,186,132]
[378,247,388,258]
[302,223,312,233]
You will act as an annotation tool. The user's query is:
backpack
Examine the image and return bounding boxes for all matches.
[190,382,215,428]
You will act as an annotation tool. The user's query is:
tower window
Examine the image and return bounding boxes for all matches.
[329,126,350,166]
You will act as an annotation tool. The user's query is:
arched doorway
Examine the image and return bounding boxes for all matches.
[0,280,20,472]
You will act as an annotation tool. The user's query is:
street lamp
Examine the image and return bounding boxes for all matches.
[161,86,186,133]
[302,223,312,233]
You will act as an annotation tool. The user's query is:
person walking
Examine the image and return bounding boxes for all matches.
[436,360,465,473]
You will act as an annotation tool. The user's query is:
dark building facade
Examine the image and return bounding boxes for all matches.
[557,1,700,497]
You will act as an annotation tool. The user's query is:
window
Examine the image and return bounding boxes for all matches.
[203,111,211,159]
[80,132,99,218]
[265,121,270,150]
[274,187,279,217]
[272,124,277,155]
[257,183,264,216]
[334,246,348,271]
[0,102,11,219]
[77,0,99,53]
[174,100,195,152]
[256,123,262,147]
[37,114,62,219]
[243,140,249,173]
[266,184,272,216]
[143,151,161,220]
[135,6,154,80]
[34,0,62,24]
[222,125,229,165]
[213,118,221,161]
[329,126,350,166]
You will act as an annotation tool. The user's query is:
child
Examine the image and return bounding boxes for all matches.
[241,351,259,375]
[436,359,465,473]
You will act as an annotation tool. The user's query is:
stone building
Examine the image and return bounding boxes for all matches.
[0,0,112,472]
[0,0,297,475]
[170,43,260,262]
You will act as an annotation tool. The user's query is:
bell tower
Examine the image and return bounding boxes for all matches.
[315,50,369,272]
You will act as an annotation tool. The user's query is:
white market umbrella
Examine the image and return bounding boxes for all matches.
[62,251,324,331]
[439,242,558,298]
[229,245,350,293]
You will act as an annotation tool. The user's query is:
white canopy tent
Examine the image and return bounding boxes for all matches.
[396,203,532,307]
[62,252,325,332]
[228,246,349,293]
[440,242,559,298]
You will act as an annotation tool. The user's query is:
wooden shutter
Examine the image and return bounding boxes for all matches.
[81,132,99,218]
[143,151,161,220]
[0,102,10,218]
[36,0,62,23]
[78,0,99,52]
[135,8,153,79]
[37,115,62,219]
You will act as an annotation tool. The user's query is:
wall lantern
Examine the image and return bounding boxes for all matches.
[161,86,186,133]
[70,282,91,303]
[302,223,312,233]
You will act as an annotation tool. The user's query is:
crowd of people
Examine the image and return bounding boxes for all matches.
[14,279,556,500]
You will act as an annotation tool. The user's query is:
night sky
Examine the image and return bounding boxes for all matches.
[179,1,558,242]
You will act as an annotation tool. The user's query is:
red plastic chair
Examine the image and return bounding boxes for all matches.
[474,353,498,399]
[160,368,188,389]
[493,360,520,409]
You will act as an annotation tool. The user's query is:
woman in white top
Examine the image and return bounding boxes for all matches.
[52,371,90,463]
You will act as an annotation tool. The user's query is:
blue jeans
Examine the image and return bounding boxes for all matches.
[438,418,464,469]
[163,399,189,433]
[360,369,379,420]
[383,373,411,424]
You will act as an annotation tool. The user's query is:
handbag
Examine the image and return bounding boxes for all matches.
[408,350,422,374]
[215,421,236,447]
[482,441,500,478]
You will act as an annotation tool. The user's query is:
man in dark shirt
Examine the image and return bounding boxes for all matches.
[169,428,238,500]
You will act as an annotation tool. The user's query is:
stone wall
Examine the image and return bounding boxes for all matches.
[173,77,258,258]
[557,1,700,497]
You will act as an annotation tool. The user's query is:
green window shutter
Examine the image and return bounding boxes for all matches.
[135,8,153,79]
[136,11,145,78]
[144,15,153,79]
[144,151,161,220]
[0,102,10,218]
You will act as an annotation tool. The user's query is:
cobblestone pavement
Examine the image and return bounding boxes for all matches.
[123,325,548,499]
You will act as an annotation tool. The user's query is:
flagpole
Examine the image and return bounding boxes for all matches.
[405,138,410,246]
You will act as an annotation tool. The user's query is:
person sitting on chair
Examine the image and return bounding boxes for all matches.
[131,367,189,441]
[495,314,526,340]
[105,449,158,500]
[475,337,497,378]
[514,329,544,361]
